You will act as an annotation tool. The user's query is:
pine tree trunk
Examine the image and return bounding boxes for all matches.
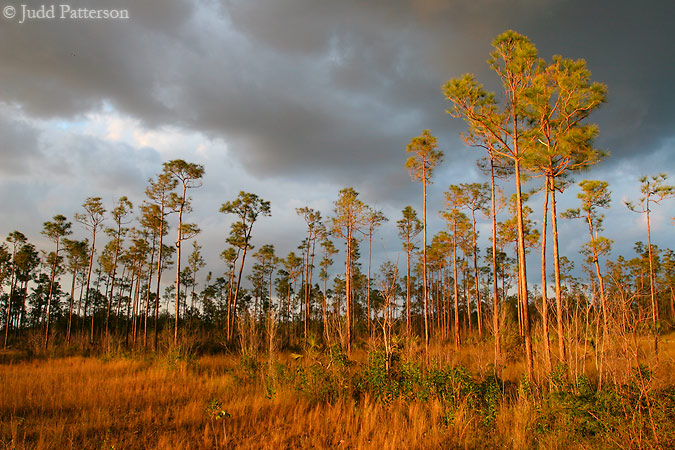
[346,227,352,354]
[471,209,483,337]
[231,242,249,341]
[3,291,12,348]
[587,216,608,389]
[44,239,60,350]
[107,225,122,340]
[452,221,460,349]
[646,207,658,355]
[144,238,156,348]
[85,230,97,345]
[133,270,142,345]
[550,184,566,363]
[422,169,429,360]
[225,253,238,342]
[406,243,411,337]
[4,250,18,348]
[540,181,552,372]
[174,185,187,346]
[490,158,500,361]
[304,238,310,341]
[367,231,372,336]
[154,208,165,351]
[67,268,77,345]
[514,158,534,381]
[308,239,316,336]
[323,274,328,341]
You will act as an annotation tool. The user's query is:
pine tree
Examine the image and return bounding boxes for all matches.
[41,215,72,348]
[406,130,443,360]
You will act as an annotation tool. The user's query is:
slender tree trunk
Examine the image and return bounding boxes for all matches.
[322,274,328,341]
[452,222,460,349]
[131,267,141,348]
[540,181,552,373]
[106,227,122,340]
[133,270,142,345]
[44,239,60,350]
[76,274,84,337]
[669,285,675,322]
[116,268,126,331]
[20,281,28,332]
[550,184,566,363]
[67,268,77,344]
[514,158,534,381]
[367,231,372,336]
[346,229,352,354]
[231,230,251,341]
[125,271,134,345]
[435,269,442,333]
[443,268,449,339]
[105,271,113,340]
[225,253,238,342]
[470,209,483,337]
[422,168,429,360]
[154,212,165,352]
[304,239,310,342]
[463,262,469,333]
[308,239,316,336]
[406,243,411,337]
[587,215,608,341]
[174,186,187,346]
[490,158,500,361]
[646,207,658,355]
[588,220,608,389]
[144,238,156,348]
[268,264,273,320]
[90,266,103,345]
[515,249,523,337]
[3,251,18,348]
[3,291,11,348]
[84,230,97,345]
[286,281,292,328]
[191,271,197,313]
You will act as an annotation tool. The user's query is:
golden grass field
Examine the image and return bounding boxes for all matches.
[0,353,468,450]
[1,336,675,450]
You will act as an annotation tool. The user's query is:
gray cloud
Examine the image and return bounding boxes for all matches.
[0,111,41,175]
[0,0,673,285]
[3,0,672,186]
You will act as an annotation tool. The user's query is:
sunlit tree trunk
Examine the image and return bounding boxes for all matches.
[489,159,501,361]
[514,158,534,380]
[469,206,483,337]
[646,207,658,354]
[422,166,429,357]
[540,179,552,372]
[452,222,461,349]
[550,185,566,363]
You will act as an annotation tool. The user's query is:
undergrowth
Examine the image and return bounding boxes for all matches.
[231,346,675,449]
[2,343,675,449]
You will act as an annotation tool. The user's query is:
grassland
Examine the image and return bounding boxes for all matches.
[1,336,675,450]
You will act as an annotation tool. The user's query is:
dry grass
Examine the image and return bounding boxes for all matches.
[0,356,227,449]
[0,355,430,449]
[0,353,493,450]
[1,334,675,449]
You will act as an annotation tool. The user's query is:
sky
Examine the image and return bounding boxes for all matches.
[0,0,673,291]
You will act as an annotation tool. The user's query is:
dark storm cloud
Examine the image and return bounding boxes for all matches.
[1,0,672,189]
[0,0,194,120]
[0,112,40,175]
